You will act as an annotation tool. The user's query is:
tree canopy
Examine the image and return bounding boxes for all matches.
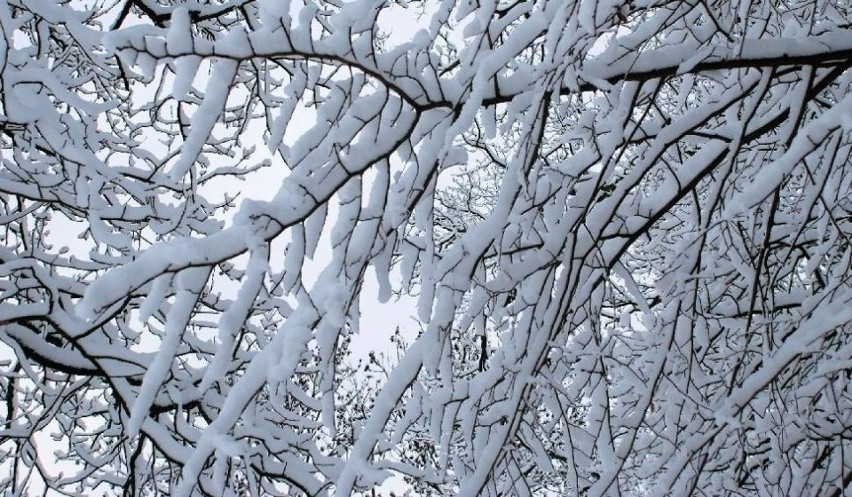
[0,0,851,495]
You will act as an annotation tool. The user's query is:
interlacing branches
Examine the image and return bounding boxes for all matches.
[0,0,850,495]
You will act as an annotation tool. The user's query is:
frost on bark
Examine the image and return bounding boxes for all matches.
[0,0,850,495]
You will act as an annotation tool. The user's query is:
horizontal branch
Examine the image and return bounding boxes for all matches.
[110,19,852,111]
